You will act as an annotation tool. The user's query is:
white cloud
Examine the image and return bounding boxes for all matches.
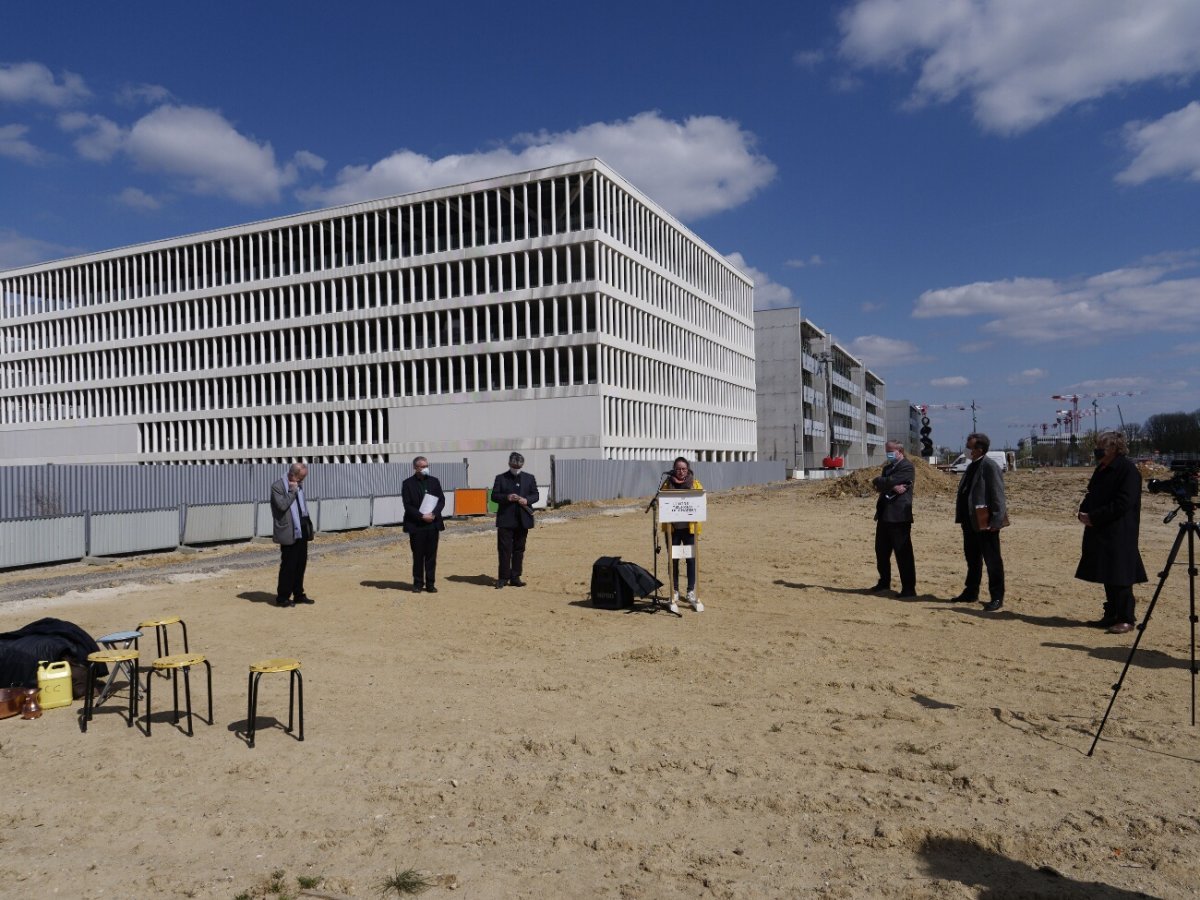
[845,334,928,367]
[784,254,824,268]
[913,255,1200,342]
[1174,341,1200,355]
[0,123,42,163]
[124,105,319,204]
[725,252,794,309]
[931,375,969,387]
[958,340,993,353]
[0,62,88,107]
[860,301,884,313]
[793,50,826,69]
[838,1,1200,134]
[0,229,79,269]
[1067,377,1151,390]
[1007,368,1046,385]
[1117,101,1200,185]
[115,187,162,211]
[301,111,775,220]
[58,112,125,162]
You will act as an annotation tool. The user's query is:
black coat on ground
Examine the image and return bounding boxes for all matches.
[1075,454,1149,585]
[0,617,102,688]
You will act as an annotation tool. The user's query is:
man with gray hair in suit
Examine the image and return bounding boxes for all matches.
[951,433,1008,612]
[271,461,314,608]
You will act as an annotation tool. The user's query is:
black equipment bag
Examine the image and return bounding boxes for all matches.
[590,556,662,609]
[591,556,630,609]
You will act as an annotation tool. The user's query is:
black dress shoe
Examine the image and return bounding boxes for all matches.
[896,590,917,599]
[981,598,1004,612]
[295,595,315,605]
[509,578,527,587]
[413,583,425,593]
[948,593,979,603]
[425,585,438,593]
[866,582,890,593]
[495,580,506,589]
[1086,618,1118,629]
[277,598,295,608]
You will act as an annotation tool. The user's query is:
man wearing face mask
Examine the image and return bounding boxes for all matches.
[952,432,1008,611]
[1075,431,1147,634]
[401,456,446,593]
[492,452,539,589]
[869,440,917,598]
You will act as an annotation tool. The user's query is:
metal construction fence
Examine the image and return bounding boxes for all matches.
[0,461,468,519]
[0,458,788,570]
[551,458,787,504]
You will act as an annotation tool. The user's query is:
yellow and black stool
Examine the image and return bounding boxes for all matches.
[147,653,212,736]
[246,658,303,748]
[137,616,189,676]
[82,648,140,731]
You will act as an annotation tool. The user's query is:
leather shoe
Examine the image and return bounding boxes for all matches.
[948,593,978,603]
[896,590,917,599]
[295,595,314,605]
[981,598,1004,612]
[425,585,438,593]
[1087,618,1117,629]
[1107,621,1135,634]
[495,580,506,589]
[509,578,527,587]
[866,582,890,593]
[277,598,295,608]
[413,584,425,593]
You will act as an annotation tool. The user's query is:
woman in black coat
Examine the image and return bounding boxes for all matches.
[1075,431,1148,634]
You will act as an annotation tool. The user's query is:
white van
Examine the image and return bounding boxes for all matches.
[948,450,1008,474]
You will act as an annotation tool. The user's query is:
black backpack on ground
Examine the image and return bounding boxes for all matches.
[590,556,661,609]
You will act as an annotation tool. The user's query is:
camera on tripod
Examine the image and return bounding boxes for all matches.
[1147,460,1200,502]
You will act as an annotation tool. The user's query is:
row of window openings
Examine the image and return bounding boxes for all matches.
[2,244,596,353]
[1,348,600,424]
[139,408,388,455]
[4,174,599,311]
[605,447,755,462]
[603,346,755,415]
[5,172,748,326]
[604,396,756,444]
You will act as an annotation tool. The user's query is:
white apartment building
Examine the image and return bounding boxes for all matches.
[754,307,886,470]
[0,159,757,474]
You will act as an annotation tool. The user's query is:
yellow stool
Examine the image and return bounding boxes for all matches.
[147,653,212,736]
[246,658,303,748]
[82,649,140,732]
[137,616,189,676]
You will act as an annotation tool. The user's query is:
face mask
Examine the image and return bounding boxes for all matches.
[418,466,430,476]
[886,451,897,461]
[510,465,521,474]
[1094,448,1106,461]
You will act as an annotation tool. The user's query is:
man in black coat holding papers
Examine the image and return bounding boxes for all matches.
[492,451,539,589]
[870,440,917,598]
[402,456,446,593]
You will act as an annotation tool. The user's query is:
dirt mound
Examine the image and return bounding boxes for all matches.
[819,456,957,499]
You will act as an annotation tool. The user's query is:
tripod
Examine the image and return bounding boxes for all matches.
[642,476,682,616]
[1088,498,1198,755]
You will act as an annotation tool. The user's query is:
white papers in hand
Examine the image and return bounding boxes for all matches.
[419,494,438,515]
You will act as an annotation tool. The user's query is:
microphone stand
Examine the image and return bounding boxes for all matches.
[643,473,680,615]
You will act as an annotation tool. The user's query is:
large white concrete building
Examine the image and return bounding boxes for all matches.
[754,306,886,470]
[0,159,757,474]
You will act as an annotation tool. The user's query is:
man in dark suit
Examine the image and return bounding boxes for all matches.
[271,461,313,608]
[491,451,539,589]
[952,432,1008,612]
[870,440,917,598]
[1075,431,1147,633]
[401,456,446,593]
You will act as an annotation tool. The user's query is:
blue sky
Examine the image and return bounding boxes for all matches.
[2,1,1199,449]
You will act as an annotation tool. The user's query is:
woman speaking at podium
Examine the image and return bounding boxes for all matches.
[661,457,704,613]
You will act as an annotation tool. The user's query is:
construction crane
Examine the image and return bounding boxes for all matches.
[917,400,980,431]
[1051,391,1142,439]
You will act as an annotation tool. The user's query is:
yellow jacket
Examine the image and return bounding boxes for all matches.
[659,477,704,535]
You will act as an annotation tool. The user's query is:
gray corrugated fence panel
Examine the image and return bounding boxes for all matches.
[318,498,372,532]
[0,516,86,568]
[0,462,471,520]
[256,501,274,538]
[372,496,405,526]
[90,509,179,557]
[443,491,455,517]
[182,503,256,544]
[554,460,788,503]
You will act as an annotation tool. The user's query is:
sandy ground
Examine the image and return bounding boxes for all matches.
[1,469,1198,899]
